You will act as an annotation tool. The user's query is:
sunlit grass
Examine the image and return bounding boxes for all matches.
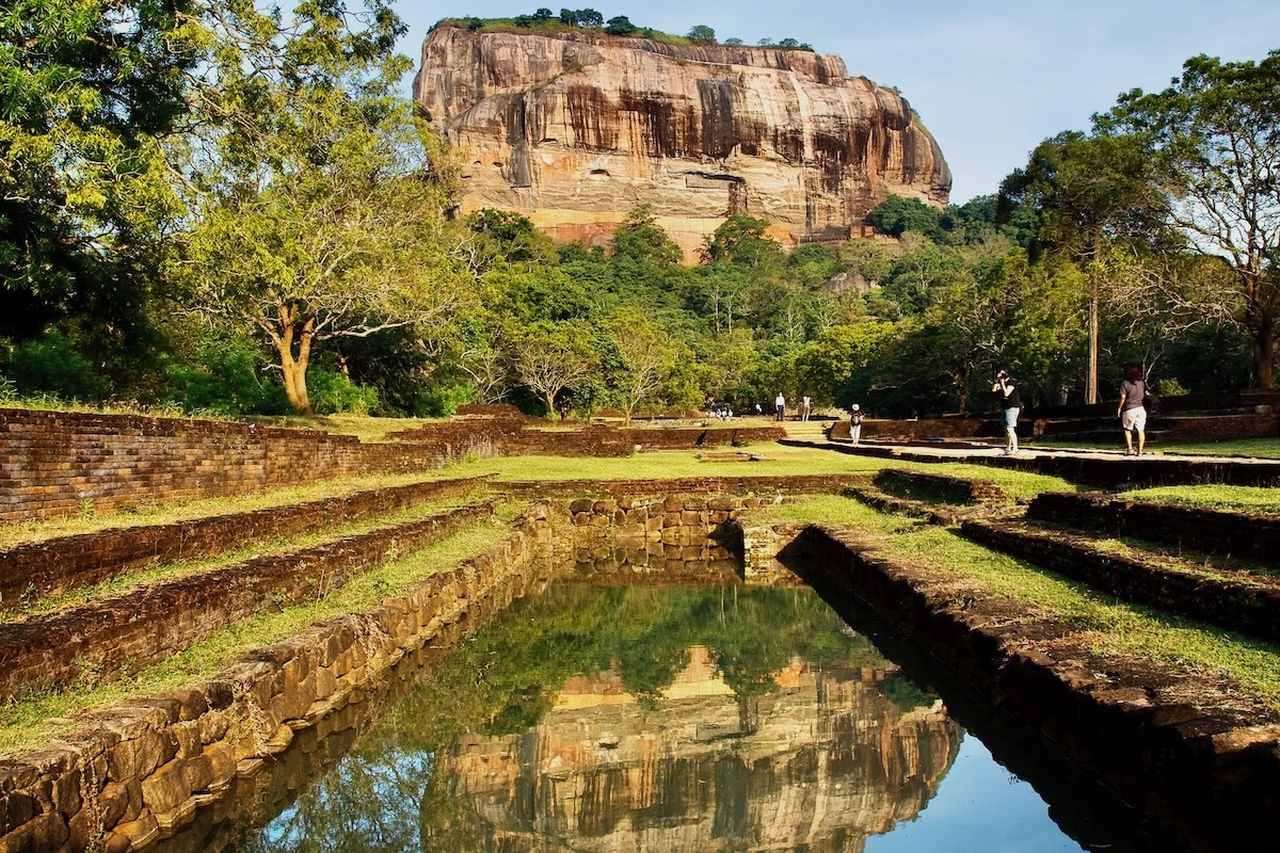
[443,443,1076,501]
[760,496,1280,706]
[10,494,485,619]
[0,471,461,550]
[0,505,526,754]
[1120,484,1280,515]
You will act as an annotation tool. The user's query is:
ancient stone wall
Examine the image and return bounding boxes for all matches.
[0,503,574,852]
[0,503,496,702]
[501,473,857,498]
[0,476,487,610]
[0,409,495,523]
[566,492,777,576]
[1027,491,1280,561]
[784,524,1280,853]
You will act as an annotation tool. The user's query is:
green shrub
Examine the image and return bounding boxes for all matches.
[166,336,287,415]
[413,383,474,417]
[307,368,380,415]
[5,332,105,401]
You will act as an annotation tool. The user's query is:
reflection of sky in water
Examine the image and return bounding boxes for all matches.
[253,750,435,851]
[204,585,1088,852]
[865,738,1085,853]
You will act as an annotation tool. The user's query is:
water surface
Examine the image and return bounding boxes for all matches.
[161,582,1087,852]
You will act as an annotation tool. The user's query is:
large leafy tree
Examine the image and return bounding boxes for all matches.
[1098,51,1280,388]
[1000,130,1166,401]
[0,0,200,367]
[512,320,598,417]
[180,0,467,413]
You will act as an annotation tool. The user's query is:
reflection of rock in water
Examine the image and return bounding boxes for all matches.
[421,648,963,852]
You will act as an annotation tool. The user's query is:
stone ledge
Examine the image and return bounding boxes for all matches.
[0,475,490,610]
[959,517,1280,643]
[1028,491,1280,561]
[0,502,574,853]
[783,524,1280,852]
[0,502,496,702]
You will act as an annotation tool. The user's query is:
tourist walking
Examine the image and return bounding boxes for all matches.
[992,370,1022,455]
[1118,364,1148,457]
[849,403,864,445]
[775,392,786,422]
[801,395,812,421]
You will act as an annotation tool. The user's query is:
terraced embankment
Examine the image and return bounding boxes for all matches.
[783,522,1280,853]
[0,476,489,609]
[0,498,573,852]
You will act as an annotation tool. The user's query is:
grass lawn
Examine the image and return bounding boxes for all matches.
[0,502,527,754]
[1033,436,1280,459]
[448,443,1076,502]
[0,470,462,550]
[757,495,1280,706]
[1119,484,1280,515]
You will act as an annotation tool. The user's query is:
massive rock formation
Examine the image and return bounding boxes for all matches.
[414,23,952,261]
[420,647,963,851]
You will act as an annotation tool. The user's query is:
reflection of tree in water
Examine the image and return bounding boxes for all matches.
[210,584,936,852]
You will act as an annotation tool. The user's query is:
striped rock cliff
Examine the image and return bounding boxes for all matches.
[413,23,953,261]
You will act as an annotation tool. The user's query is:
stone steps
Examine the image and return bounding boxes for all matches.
[1027,491,1280,563]
[0,502,496,701]
[959,517,1280,642]
[0,475,489,612]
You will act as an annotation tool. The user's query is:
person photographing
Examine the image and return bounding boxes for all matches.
[992,370,1022,455]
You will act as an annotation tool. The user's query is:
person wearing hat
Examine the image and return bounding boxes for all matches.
[848,403,864,445]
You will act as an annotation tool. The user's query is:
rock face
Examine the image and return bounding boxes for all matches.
[420,648,963,850]
[414,24,952,261]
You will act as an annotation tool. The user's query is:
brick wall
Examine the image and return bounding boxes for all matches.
[0,503,496,702]
[0,475,487,611]
[0,409,494,523]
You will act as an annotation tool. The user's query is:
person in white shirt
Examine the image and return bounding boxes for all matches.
[849,403,864,444]
[774,393,785,422]
[801,395,811,421]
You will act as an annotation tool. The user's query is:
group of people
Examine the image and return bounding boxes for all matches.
[993,364,1151,456]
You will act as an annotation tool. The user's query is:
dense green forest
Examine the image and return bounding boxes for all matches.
[2,1,1277,418]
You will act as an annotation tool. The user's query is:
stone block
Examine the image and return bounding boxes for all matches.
[140,758,190,815]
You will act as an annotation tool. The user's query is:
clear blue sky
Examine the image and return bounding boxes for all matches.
[394,1,1280,203]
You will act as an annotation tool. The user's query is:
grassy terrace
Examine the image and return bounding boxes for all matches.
[757,496,1280,706]
[8,494,486,619]
[1032,436,1280,459]
[0,502,528,753]
[446,443,1077,502]
[1120,483,1280,515]
[0,470,460,549]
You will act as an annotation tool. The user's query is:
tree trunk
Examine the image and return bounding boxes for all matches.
[544,390,558,420]
[1253,319,1277,390]
[1086,284,1099,404]
[279,351,312,413]
[274,311,314,414]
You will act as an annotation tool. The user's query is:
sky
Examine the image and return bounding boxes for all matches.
[394,1,1280,203]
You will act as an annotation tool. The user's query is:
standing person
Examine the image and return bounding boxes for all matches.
[992,370,1022,455]
[801,395,812,422]
[755,402,762,417]
[775,392,786,422]
[849,404,864,445]
[1117,364,1148,457]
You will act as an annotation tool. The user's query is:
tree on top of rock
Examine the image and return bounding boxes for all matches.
[687,25,716,44]
[604,16,637,35]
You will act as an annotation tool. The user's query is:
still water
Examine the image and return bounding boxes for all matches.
[160,583,1086,852]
